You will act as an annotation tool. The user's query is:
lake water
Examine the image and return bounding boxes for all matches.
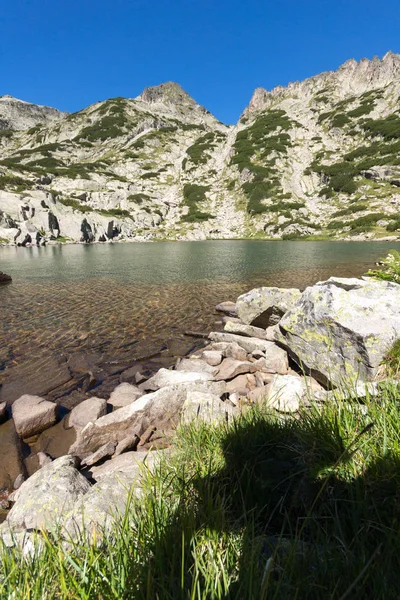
[0,240,399,406]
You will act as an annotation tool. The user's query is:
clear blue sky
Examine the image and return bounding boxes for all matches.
[2,0,400,124]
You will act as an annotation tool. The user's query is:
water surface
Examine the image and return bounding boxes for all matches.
[1,240,398,405]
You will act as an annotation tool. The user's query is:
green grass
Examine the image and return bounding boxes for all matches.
[3,387,400,599]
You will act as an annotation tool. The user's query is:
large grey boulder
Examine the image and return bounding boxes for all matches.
[5,455,90,531]
[12,395,58,438]
[278,277,400,385]
[236,287,301,327]
[63,470,135,542]
[65,451,164,541]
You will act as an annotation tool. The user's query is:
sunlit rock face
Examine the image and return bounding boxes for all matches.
[2,53,400,243]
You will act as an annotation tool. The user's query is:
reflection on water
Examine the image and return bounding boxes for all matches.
[0,240,399,403]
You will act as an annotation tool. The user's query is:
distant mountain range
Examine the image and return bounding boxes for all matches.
[1,52,400,244]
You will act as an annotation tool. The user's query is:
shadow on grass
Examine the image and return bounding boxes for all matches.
[139,407,400,600]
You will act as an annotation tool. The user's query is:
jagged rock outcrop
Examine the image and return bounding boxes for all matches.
[0,95,64,131]
[278,277,400,385]
[1,53,400,243]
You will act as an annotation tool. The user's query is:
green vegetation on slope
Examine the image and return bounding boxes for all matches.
[181,183,214,222]
[231,109,295,214]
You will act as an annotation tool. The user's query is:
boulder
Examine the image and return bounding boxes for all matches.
[236,287,301,327]
[0,420,27,491]
[176,358,217,375]
[209,332,276,355]
[108,383,143,409]
[247,386,268,403]
[70,381,226,457]
[226,374,251,396]
[81,441,116,467]
[12,394,58,438]
[68,397,107,430]
[89,450,162,482]
[181,391,239,424]
[5,455,91,531]
[224,321,266,339]
[266,374,308,413]
[278,277,400,385]
[114,432,140,456]
[63,470,137,542]
[215,358,254,381]
[251,344,289,375]
[141,368,214,391]
[0,272,12,284]
[202,350,223,366]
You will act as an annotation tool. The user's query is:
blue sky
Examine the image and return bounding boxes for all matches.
[1,0,400,124]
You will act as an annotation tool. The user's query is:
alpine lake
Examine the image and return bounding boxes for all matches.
[1,240,399,409]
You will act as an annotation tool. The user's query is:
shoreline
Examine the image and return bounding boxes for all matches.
[1,234,400,249]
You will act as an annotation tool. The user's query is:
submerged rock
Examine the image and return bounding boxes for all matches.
[0,272,11,284]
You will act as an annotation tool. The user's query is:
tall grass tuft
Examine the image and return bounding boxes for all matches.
[2,383,400,598]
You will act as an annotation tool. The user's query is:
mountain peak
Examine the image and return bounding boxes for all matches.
[137,82,197,107]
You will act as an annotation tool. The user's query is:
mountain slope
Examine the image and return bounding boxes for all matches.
[1,54,400,245]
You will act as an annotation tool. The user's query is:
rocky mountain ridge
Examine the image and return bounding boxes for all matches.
[2,52,400,244]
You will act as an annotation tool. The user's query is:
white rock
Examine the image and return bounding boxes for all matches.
[224,320,266,339]
[266,374,308,413]
[68,397,107,430]
[202,350,223,366]
[141,368,214,391]
[236,287,301,327]
[181,391,238,424]
[108,383,143,409]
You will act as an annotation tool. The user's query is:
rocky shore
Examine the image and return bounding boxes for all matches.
[1,275,399,552]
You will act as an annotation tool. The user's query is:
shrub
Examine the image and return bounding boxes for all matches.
[367,250,400,283]
[128,193,150,204]
[0,174,31,190]
[362,115,400,140]
[332,204,367,217]
[98,208,131,218]
[181,211,214,222]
